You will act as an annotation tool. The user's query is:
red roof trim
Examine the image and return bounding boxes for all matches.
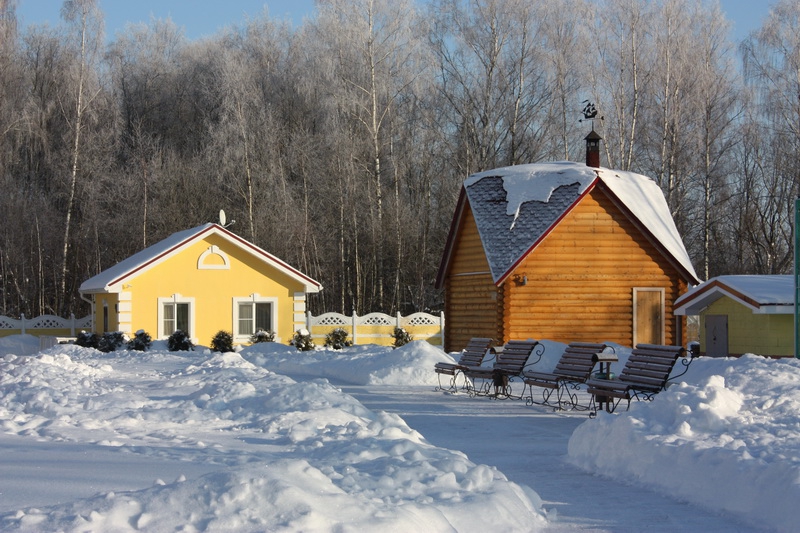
[215,224,322,288]
[495,177,600,286]
[107,226,214,287]
[597,182,701,285]
[675,279,760,309]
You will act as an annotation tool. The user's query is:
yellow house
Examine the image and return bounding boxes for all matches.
[674,275,793,358]
[79,223,322,346]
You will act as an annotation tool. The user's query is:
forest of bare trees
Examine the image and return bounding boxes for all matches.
[1,0,798,318]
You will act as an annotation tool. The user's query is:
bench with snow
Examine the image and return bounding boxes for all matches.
[434,337,494,392]
[586,343,692,416]
[464,339,544,399]
[523,342,610,410]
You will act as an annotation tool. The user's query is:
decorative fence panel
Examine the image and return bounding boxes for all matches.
[307,311,445,348]
[0,314,92,338]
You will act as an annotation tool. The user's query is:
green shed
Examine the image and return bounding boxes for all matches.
[674,275,793,358]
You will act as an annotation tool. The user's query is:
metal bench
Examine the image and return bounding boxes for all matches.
[586,343,692,415]
[434,337,494,392]
[464,339,543,399]
[523,342,610,410]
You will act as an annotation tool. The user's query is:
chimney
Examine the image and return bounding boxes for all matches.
[585,128,602,168]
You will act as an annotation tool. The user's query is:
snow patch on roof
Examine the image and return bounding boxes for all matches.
[595,167,698,282]
[682,275,793,306]
[466,162,596,229]
[79,223,322,293]
[464,161,699,283]
[80,224,212,292]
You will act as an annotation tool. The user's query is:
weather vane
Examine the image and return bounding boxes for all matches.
[579,100,603,127]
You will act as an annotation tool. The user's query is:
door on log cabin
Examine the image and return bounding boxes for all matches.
[633,288,665,346]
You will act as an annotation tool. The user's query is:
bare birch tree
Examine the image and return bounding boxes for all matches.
[740,0,800,273]
[58,0,103,313]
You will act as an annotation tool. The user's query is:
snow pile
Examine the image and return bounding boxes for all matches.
[0,334,39,356]
[0,337,544,532]
[568,354,800,532]
[1,334,798,531]
[242,339,454,386]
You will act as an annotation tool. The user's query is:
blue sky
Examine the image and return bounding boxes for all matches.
[16,0,317,39]
[16,0,775,42]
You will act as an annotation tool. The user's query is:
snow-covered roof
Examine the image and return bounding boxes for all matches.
[674,274,793,315]
[450,161,699,285]
[79,223,322,294]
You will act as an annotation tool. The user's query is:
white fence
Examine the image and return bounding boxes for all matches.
[307,311,445,348]
[0,313,92,336]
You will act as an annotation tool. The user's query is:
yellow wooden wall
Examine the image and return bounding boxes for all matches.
[443,207,500,351]
[700,297,793,357]
[502,188,686,347]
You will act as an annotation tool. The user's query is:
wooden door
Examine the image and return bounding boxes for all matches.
[633,288,664,346]
[705,314,728,357]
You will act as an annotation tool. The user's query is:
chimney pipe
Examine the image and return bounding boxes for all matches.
[585,128,602,168]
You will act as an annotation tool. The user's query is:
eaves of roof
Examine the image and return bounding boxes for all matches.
[79,223,322,294]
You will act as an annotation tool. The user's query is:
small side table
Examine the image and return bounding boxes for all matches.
[592,351,619,412]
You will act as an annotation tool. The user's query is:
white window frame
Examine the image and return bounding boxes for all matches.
[233,294,278,342]
[157,294,196,340]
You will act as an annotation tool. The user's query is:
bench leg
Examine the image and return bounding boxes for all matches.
[435,370,464,393]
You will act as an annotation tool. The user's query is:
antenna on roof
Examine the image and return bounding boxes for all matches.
[219,209,235,228]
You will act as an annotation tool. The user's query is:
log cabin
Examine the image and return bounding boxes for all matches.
[435,131,700,352]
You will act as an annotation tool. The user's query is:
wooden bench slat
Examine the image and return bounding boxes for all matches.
[434,338,494,389]
[464,339,542,383]
[589,344,687,413]
[523,342,611,408]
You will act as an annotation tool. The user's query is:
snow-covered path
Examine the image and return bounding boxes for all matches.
[0,337,792,531]
[339,384,763,532]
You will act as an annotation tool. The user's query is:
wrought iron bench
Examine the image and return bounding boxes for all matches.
[586,343,692,415]
[434,337,494,392]
[464,339,544,399]
[523,342,610,410]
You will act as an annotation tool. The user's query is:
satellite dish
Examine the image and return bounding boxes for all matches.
[219,209,226,226]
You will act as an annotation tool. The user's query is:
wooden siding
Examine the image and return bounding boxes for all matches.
[501,188,687,347]
[443,205,499,352]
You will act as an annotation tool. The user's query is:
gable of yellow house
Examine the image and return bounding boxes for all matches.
[79,223,322,346]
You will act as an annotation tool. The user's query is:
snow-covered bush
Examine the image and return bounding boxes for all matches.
[211,330,234,353]
[391,326,412,348]
[98,331,126,353]
[127,329,152,351]
[250,329,275,344]
[324,327,352,350]
[75,331,100,349]
[290,328,315,351]
[167,330,194,351]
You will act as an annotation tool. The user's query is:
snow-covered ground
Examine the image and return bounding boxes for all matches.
[0,335,795,531]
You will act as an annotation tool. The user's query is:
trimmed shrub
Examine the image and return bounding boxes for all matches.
[75,331,100,349]
[167,330,194,352]
[324,327,352,350]
[250,329,275,344]
[290,328,315,351]
[391,326,412,348]
[211,330,234,353]
[98,331,126,353]
[127,329,152,351]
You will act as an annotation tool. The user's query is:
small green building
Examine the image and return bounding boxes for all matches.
[674,275,793,358]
